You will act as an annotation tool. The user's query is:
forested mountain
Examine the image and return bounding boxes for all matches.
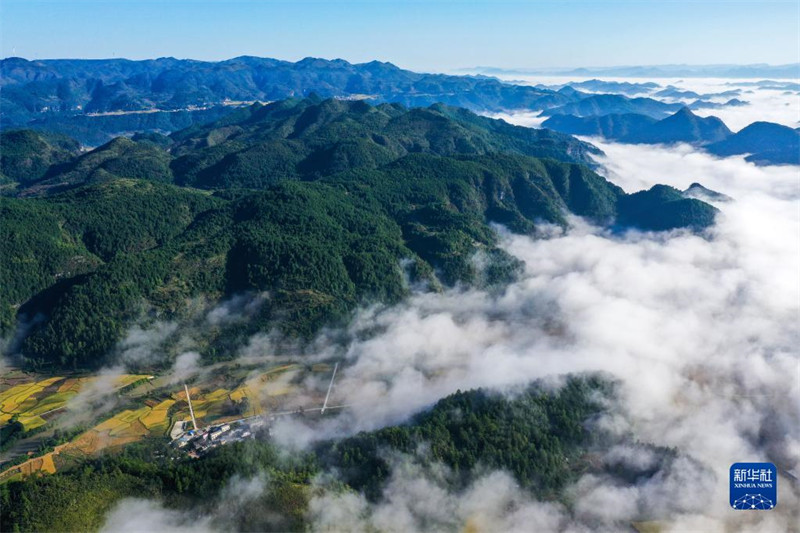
[535,79,661,96]
[0,98,718,370]
[2,56,683,145]
[542,107,731,145]
[539,94,685,119]
[541,113,658,140]
[1,375,679,532]
[1,56,566,132]
[543,108,797,165]
[706,121,800,165]
[0,130,81,186]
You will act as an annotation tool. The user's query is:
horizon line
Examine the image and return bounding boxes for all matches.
[3,55,799,71]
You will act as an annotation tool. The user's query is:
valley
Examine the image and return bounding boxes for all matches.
[0,22,796,529]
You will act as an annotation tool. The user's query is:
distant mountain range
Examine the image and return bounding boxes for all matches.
[469,63,800,79]
[542,108,799,166]
[2,57,794,164]
[2,56,576,139]
[0,57,737,145]
[533,81,750,114]
[537,79,661,96]
[539,94,686,120]
[706,122,800,165]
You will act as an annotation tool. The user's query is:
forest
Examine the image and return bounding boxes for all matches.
[1,376,664,532]
[1,97,718,370]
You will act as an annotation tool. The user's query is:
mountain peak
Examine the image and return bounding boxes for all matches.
[683,182,733,202]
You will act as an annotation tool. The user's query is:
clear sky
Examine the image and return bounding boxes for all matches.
[1,0,797,72]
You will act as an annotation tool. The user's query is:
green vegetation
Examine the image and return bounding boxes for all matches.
[0,130,79,186]
[617,185,719,231]
[35,137,175,192]
[1,376,627,532]
[0,56,574,144]
[1,98,717,370]
[167,97,599,189]
[318,375,613,500]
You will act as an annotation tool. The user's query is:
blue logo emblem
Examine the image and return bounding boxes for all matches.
[730,462,777,510]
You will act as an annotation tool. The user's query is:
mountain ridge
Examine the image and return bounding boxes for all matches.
[542,108,798,165]
[1,97,719,370]
[1,56,692,144]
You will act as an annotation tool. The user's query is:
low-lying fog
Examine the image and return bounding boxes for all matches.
[16,85,798,531]
[102,134,799,531]
[490,76,800,131]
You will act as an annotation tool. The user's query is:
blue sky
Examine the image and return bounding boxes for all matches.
[1,1,797,71]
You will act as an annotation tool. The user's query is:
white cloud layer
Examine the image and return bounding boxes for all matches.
[31,116,798,531]
[491,75,800,131]
[293,139,799,530]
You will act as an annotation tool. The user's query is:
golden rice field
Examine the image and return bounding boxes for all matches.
[0,374,151,430]
[1,401,171,483]
[139,399,175,432]
[228,364,302,417]
[0,363,320,483]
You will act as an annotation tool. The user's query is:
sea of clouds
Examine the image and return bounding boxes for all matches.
[489,75,800,131]
[32,81,796,531]
[289,138,798,531]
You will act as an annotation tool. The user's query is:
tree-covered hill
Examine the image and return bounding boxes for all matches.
[542,108,798,166]
[539,94,684,119]
[543,107,732,146]
[2,98,718,370]
[2,375,658,532]
[0,130,80,186]
[1,56,569,137]
[167,97,601,188]
[317,375,616,501]
[706,121,800,165]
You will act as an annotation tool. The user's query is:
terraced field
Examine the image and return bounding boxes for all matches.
[0,375,150,431]
[0,363,331,483]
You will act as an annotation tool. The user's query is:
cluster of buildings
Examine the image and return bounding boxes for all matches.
[173,417,269,457]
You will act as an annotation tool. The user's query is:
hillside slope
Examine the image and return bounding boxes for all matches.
[2,98,718,370]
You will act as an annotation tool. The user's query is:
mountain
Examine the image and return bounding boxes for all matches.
[543,107,732,145]
[13,97,601,194]
[471,63,800,79]
[166,98,601,189]
[631,107,732,144]
[682,182,733,203]
[539,94,684,119]
[654,87,702,99]
[1,97,718,370]
[688,98,748,110]
[0,56,586,144]
[25,106,235,146]
[536,80,660,96]
[541,113,657,139]
[0,130,80,186]
[653,87,741,100]
[616,185,719,231]
[543,110,797,165]
[706,122,800,165]
[20,136,174,195]
[3,375,643,531]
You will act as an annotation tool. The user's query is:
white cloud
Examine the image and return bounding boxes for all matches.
[295,139,799,530]
[491,75,800,131]
[93,129,799,531]
[117,321,178,365]
[100,499,213,533]
[309,461,577,533]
